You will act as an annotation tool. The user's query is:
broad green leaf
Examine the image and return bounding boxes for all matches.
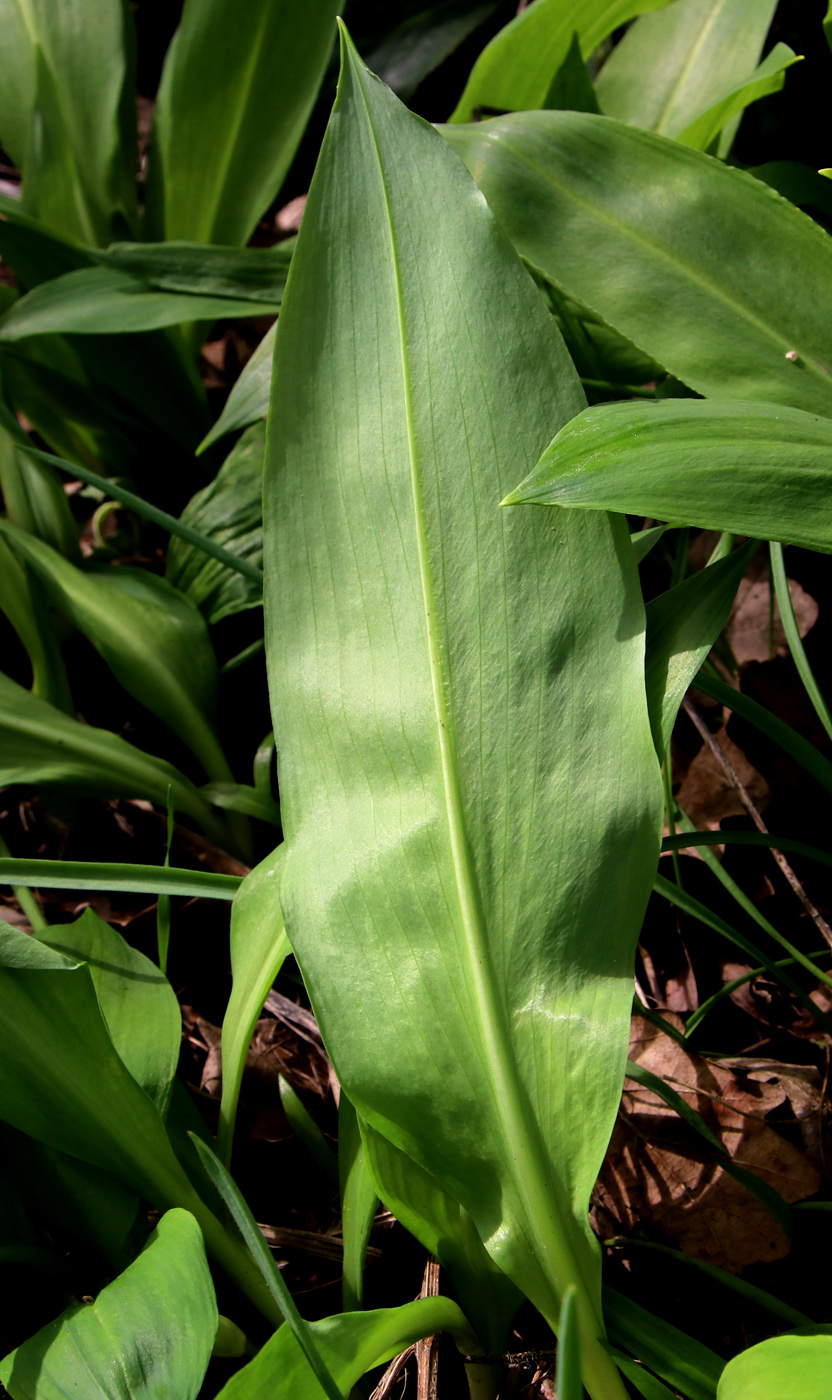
[218,846,290,1165]
[0,520,231,783]
[0,1209,216,1400]
[441,112,832,415]
[265,33,661,1400]
[0,267,281,341]
[216,1298,478,1400]
[0,923,280,1325]
[717,1331,832,1399]
[595,0,777,149]
[168,423,265,623]
[361,1118,521,1353]
[0,667,224,840]
[366,1,498,102]
[676,44,800,154]
[27,445,264,587]
[42,907,180,1117]
[145,0,340,246]
[448,0,671,122]
[0,856,241,900]
[505,399,832,552]
[645,540,755,751]
[95,239,293,303]
[199,325,275,452]
[337,1094,378,1313]
[604,1289,722,1400]
[0,0,137,245]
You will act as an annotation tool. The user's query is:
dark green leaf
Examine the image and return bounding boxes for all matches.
[604,1288,723,1400]
[94,239,293,303]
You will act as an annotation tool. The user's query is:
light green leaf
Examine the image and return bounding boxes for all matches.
[145,0,340,246]
[645,540,755,751]
[168,423,265,623]
[717,1331,832,1399]
[441,111,832,414]
[0,856,241,900]
[360,1119,521,1354]
[504,398,832,552]
[676,43,800,154]
[0,922,280,1325]
[199,781,279,825]
[448,0,672,122]
[0,267,280,341]
[95,239,293,303]
[595,0,777,147]
[0,0,137,245]
[216,1297,478,1400]
[0,520,231,783]
[218,846,290,1165]
[337,1094,378,1313]
[0,1209,216,1400]
[199,325,275,452]
[0,667,224,841]
[42,907,180,1117]
[265,32,660,1400]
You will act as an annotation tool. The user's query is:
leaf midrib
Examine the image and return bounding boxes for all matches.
[487,122,832,397]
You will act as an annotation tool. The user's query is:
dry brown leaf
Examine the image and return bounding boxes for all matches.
[726,575,818,666]
[675,725,769,831]
[593,1015,820,1272]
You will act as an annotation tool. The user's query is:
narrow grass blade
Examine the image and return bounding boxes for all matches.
[24,446,264,584]
[338,1093,379,1313]
[662,829,832,869]
[686,949,832,1036]
[613,1239,811,1327]
[218,847,289,1166]
[604,1289,722,1400]
[0,857,241,901]
[770,541,832,742]
[188,1133,343,1400]
[157,787,175,976]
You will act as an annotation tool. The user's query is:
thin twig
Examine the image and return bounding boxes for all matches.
[370,1346,415,1400]
[683,696,832,948]
[416,1260,441,1400]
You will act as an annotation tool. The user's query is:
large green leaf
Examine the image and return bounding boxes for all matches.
[675,44,799,155]
[198,324,275,452]
[0,520,230,783]
[0,0,136,245]
[145,0,340,246]
[448,0,671,121]
[361,1118,521,1354]
[95,239,294,302]
[594,0,777,149]
[0,923,280,1324]
[505,398,832,552]
[441,112,832,415]
[264,33,660,1400]
[42,907,181,1117]
[0,667,224,840]
[0,1209,216,1400]
[167,423,265,624]
[216,1297,478,1400]
[217,846,290,1165]
[717,1331,832,1399]
[0,267,281,341]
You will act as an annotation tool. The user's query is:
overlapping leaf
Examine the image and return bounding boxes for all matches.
[265,33,660,1398]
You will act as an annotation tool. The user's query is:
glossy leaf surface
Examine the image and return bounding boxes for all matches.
[0,1210,216,1400]
[717,1331,832,1399]
[0,267,280,340]
[216,1297,478,1400]
[146,0,340,246]
[0,521,229,782]
[442,112,832,414]
[505,399,832,551]
[265,34,660,1398]
[168,423,265,624]
[43,907,180,1117]
[595,0,777,147]
[0,668,221,838]
[449,0,671,122]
